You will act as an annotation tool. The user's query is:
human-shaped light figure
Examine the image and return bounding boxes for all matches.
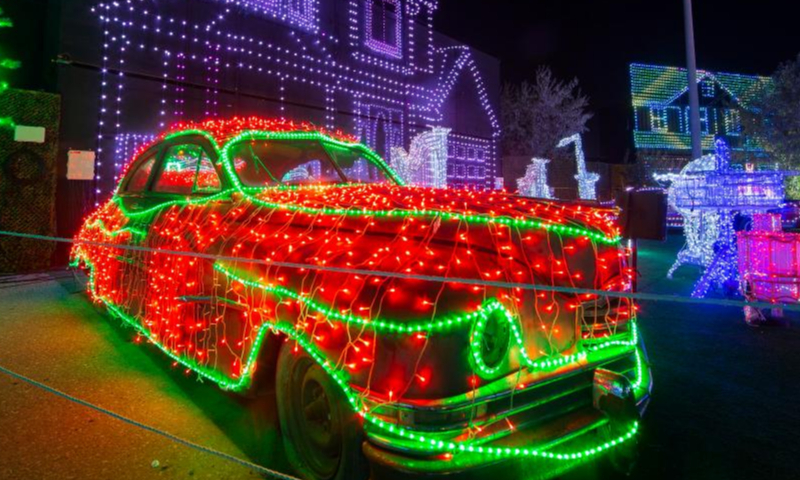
[557,134,599,201]
[391,127,451,188]
[517,158,553,199]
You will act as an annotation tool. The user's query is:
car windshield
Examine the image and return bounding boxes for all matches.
[323,143,392,185]
[230,140,342,187]
[229,139,393,188]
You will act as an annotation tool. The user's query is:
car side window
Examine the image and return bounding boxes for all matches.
[193,154,223,193]
[126,155,157,193]
[152,143,221,195]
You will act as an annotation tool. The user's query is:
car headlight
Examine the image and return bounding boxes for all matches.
[470,307,511,377]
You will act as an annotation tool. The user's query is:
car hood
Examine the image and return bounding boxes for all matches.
[245,184,620,240]
[214,184,624,291]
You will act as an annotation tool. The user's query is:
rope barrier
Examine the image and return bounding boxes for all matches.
[0,363,302,480]
[2,229,798,313]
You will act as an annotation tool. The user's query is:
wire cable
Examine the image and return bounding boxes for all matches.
[2,229,799,313]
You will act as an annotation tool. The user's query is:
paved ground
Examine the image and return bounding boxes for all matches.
[1,234,800,480]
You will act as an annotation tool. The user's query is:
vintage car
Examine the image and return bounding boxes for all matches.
[73,117,651,480]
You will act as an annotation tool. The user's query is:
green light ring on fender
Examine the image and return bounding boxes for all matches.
[80,259,641,461]
[469,302,510,377]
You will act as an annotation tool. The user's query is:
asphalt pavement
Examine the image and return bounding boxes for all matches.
[1,234,799,480]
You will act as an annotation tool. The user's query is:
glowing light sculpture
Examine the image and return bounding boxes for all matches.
[517,158,553,199]
[390,127,450,188]
[557,134,599,201]
[738,213,800,322]
[657,139,787,297]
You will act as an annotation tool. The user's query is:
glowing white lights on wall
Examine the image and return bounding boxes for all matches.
[517,158,553,199]
[391,127,450,188]
[91,0,500,204]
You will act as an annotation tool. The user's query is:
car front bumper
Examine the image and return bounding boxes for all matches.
[361,340,651,479]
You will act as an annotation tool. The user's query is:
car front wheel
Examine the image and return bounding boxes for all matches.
[276,343,368,480]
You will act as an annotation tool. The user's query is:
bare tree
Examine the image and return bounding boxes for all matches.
[501,67,592,159]
[742,54,800,168]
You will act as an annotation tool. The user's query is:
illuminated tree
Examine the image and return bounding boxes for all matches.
[743,54,800,168]
[500,67,592,159]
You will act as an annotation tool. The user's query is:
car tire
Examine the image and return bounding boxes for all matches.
[276,343,369,480]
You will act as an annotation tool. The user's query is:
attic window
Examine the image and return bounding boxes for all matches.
[365,0,402,59]
[700,81,715,98]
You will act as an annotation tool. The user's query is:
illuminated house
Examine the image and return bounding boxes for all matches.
[79,0,500,197]
[630,63,771,175]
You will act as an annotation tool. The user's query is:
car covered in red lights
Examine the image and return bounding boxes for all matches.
[73,118,651,480]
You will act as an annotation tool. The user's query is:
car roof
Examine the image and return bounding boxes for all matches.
[160,117,359,148]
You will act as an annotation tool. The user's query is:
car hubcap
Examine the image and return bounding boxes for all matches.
[295,363,341,479]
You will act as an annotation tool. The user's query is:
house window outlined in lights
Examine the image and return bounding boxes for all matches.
[650,107,668,132]
[365,0,402,59]
[685,107,710,135]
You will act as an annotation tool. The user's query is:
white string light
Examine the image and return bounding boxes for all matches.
[517,158,553,199]
[91,0,501,201]
[656,139,787,297]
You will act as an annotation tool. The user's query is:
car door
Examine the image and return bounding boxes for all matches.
[143,137,232,364]
[115,136,226,324]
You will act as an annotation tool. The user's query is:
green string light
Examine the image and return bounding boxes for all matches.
[214,262,593,378]
[88,264,642,462]
[0,7,19,130]
[141,129,622,244]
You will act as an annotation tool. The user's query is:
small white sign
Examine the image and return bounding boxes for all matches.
[14,125,46,144]
[67,150,96,180]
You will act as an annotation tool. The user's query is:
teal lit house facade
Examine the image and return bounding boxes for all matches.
[630,63,771,175]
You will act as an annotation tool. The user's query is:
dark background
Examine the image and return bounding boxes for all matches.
[436,0,800,162]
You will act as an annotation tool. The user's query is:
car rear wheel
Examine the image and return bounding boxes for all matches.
[276,344,368,480]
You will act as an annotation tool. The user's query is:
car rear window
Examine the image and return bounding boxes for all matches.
[126,155,156,193]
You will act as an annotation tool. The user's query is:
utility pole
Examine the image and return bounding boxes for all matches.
[683,0,703,160]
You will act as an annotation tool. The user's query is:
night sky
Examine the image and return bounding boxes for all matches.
[436,0,799,162]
